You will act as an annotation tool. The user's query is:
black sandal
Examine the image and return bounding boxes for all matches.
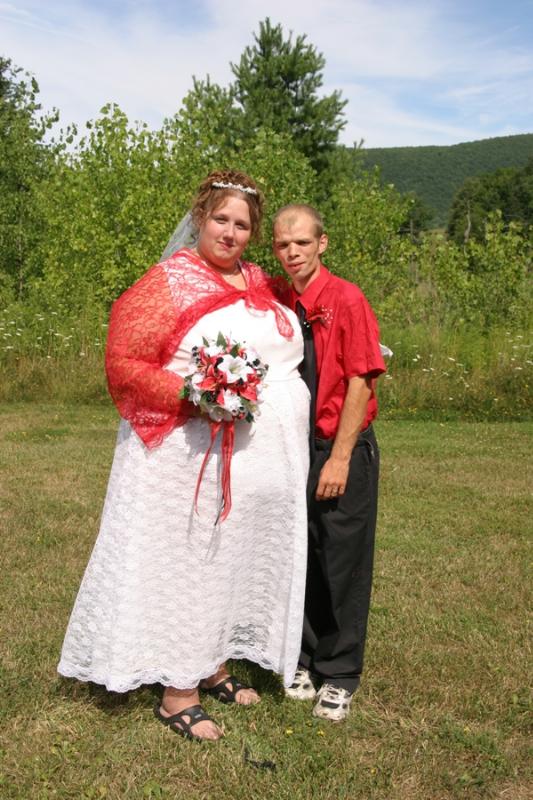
[202,676,259,704]
[153,703,220,741]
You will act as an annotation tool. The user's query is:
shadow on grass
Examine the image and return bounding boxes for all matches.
[55,658,285,718]
[55,676,159,716]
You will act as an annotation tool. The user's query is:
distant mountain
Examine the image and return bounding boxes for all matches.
[358,133,533,227]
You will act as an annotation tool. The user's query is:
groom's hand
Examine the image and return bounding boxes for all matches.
[315,456,349,501]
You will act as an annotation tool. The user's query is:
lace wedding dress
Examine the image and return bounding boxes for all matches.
[58,299,309,691]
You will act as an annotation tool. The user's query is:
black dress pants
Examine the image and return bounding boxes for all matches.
[299,424,379,693]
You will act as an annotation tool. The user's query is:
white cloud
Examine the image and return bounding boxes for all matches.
[339,82,483,148]
[1,0,532,147]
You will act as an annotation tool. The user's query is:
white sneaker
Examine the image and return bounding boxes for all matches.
[285,667,317,700]
[312,684,353,722]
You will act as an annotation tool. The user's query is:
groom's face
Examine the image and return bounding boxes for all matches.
[273,211,328,292]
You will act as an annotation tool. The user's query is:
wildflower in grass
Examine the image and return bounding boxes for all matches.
[285,728,293,735]
[447,357,456,362]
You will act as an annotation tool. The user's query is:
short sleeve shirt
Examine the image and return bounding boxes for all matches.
[290,265,386,438]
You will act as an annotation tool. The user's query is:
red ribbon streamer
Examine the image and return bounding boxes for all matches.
[194,419,235,523]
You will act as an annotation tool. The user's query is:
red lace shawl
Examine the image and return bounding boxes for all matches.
[105,248,294,448]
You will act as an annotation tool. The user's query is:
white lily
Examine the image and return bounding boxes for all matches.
[220,389,244,415]
[217,354,253,384]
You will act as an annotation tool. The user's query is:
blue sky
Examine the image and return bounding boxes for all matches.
[1,0,532,148]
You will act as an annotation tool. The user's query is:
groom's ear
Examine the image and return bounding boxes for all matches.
[318,234,328,255]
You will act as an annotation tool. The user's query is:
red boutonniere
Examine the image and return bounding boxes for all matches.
[306,305,333,327]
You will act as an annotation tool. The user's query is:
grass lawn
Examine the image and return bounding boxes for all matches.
[0,403,531,800]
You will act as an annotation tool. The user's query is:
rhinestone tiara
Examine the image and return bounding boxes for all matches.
[211,181,258,196]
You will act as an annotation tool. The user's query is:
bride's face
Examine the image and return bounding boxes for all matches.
[197,195,252,270]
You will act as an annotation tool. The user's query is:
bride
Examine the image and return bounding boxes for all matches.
[58,169,309,741]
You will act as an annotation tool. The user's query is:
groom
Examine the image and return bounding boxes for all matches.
[273,204,386,722]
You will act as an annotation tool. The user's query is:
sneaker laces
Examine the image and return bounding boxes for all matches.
[318,685,349,704]
[290,668,310,687]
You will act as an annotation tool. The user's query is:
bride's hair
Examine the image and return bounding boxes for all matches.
[191,169,264,240]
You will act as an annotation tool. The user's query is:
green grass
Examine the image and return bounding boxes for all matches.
[1,404,531,799]
[1,318,531,420]
[378,325,532,421]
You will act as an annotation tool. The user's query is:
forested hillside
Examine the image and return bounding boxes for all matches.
[358,133,533,226]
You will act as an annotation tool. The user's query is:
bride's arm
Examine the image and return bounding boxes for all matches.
[105,264,190,444]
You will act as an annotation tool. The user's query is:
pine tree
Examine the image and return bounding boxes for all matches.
[231,19,347,174]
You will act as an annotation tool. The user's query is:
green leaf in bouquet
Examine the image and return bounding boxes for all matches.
[216,331,227,347]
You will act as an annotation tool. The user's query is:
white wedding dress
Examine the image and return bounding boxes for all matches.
[58,299,309,691]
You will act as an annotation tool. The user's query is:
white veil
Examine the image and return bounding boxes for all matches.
[160,212,198,260]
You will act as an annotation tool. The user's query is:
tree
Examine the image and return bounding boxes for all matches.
[0,57,57,301]
[400,192,434,240]
[231,18,347,174]
[447,161,533,244]
[32,104,185,310]
[170,77,240,156]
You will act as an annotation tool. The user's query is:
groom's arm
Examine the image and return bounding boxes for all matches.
[315,375,372,501]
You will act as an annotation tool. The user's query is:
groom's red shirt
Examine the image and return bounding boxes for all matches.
[288,265,385,439]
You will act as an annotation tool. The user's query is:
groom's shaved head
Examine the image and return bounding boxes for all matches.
[272,204,324,238]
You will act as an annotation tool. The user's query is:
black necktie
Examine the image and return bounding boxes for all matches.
[296,301,317,455]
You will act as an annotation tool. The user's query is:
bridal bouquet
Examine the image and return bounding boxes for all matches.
[180,333,268,523]
[180,332,268,422]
